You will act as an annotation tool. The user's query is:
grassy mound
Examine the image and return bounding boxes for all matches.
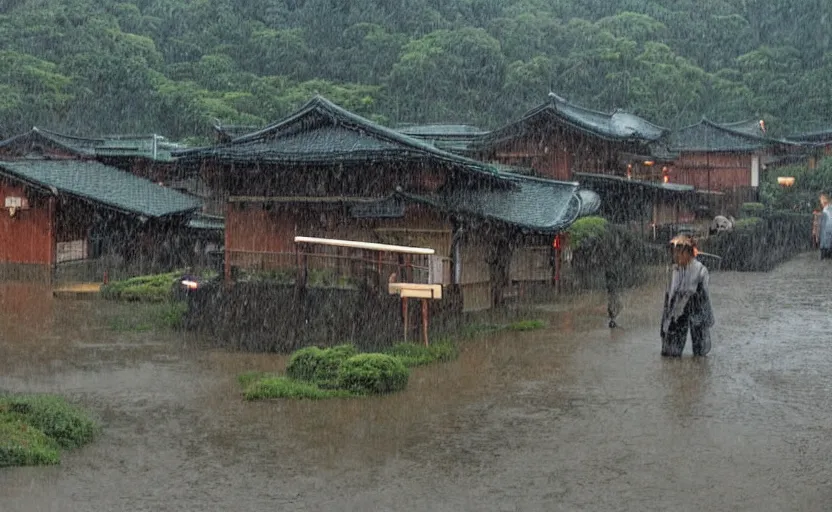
[337,354,409,395]
[100,272,181,302]
[0,419,60,467]
[243,376,354,400]
[285,344,357,388]
[0,394,99,467]
[383,340,458,367]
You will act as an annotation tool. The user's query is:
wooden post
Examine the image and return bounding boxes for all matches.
[421,298,429,346]
[224,202,232,285]
[402,297,409,342]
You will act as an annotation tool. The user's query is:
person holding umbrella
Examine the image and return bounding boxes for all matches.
[660,235,714,357]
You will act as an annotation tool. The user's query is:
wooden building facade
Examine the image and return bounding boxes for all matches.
[465,93,670,182]
[176,96,599,312]
[667,119,796,194]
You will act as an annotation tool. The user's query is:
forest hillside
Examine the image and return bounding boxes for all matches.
[1,0,829,140]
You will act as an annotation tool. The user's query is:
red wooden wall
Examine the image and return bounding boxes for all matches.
[0,182,54,265]
[671,153,753,191]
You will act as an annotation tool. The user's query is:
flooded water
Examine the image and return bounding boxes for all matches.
[2,253,831,511]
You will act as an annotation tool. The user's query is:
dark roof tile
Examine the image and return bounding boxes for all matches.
[0,159,201,218]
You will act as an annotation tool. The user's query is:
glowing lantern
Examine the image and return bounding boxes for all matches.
[777,176,795,187]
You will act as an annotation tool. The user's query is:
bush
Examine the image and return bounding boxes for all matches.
[0,418,60,467]
[740,202,765,217]
[384,340,458,367]
[101,272,180,302]
[733,216,763,229]
[0,393,98,467]
[243,377,354,400]
[337,354,409,395]
[566,216,609,249]
[0,394,99,449]
[285,344,357,388]
[700,211,812,271]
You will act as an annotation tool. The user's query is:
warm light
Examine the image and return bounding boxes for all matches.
[643,160,655,166]
[626,163,632,179]
[181,279,199,289]
[777,176,795,187]
[663,175,669,183]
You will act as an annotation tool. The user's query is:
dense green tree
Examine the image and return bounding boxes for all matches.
[0,0,828,139]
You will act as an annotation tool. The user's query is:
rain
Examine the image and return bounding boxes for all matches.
[1,1,832,511]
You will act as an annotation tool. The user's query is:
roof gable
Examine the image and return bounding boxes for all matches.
[174,96,500,176]
[0,128,101,158]
[479,93,668,147]
[0,159,201,218]
[0,128,181,161]
[669,118,783,152]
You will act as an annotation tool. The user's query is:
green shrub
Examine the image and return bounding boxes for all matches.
[285,344,358,388]
[384,340,458,367]
[101,272,180,302]
[567,216,609,249]
[507,319,546,331]
[237,371,269,389]
[733,216,763,229]
[243,377,354,400]
[337,354,409,395]
[0,418,60,467]
[0,394,98,449]
[740,202,766,217]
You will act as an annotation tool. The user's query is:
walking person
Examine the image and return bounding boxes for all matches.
[819,193,832,260]
[660,235,714,357]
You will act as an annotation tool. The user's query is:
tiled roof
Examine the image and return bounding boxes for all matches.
[395,124,487,154]
[0,128,182,161]
[574,172,695,194]
[669,119,792,152]
[173,96,501,177]
[786,129,832,144]
[0,159,201,218]
[478,93,668,146]
[0,128,100,157]
[397,173,598,233]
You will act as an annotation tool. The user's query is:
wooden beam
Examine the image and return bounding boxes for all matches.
[294,236,435,255]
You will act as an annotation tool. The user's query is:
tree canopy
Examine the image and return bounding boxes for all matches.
[0,0,829,139]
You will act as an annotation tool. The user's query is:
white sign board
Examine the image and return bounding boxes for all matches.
[4,196,24,208]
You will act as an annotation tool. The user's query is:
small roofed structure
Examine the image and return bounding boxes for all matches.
[0,159,202,280]
[668,118,796,192]
[470,92,669,181]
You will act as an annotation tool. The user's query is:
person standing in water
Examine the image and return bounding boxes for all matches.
[819,193,832,260]
[660,235,714,357]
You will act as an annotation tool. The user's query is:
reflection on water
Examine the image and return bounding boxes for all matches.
[1,253,832,511]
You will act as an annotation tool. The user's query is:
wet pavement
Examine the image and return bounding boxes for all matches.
[1,253,831,511]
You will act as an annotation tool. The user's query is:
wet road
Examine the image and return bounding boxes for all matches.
[1,253,831,511]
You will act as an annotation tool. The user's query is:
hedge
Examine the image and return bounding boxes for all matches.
[337,354,410,395]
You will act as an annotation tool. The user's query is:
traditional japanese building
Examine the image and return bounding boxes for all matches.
[667,119,795,193]
[467,93,670,181]
[574,172,698,241]
[175,96,599,311]
[784,129,832,169]
[0,159,201,281]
